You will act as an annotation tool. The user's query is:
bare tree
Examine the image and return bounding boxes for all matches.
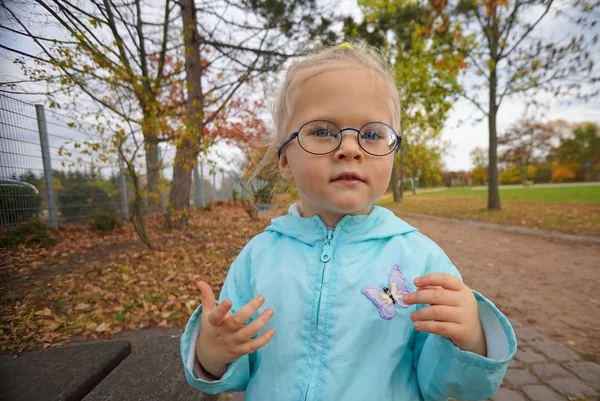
[165,0,335,228]
[451,0,599,209]
[499,120,558,184]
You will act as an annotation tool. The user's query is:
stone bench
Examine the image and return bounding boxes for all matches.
[0,336,240,401]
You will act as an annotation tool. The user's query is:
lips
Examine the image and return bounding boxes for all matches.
[331,172,365,182]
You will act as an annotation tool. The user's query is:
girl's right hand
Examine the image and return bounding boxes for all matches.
[194,281,275,379]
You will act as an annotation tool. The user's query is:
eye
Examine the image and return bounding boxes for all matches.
[310,128,334,137]
[361,131,383,140]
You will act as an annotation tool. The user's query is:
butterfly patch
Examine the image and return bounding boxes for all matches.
[361,264,412,320]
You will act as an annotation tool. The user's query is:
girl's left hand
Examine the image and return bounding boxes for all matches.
[402,273,487,357]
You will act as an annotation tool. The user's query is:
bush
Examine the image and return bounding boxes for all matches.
[534,163,552,183]
[0,183,42,226]
[254,185,274,204]
[90,213,121,232]
[58,184,115,220]
[0,219,56,247]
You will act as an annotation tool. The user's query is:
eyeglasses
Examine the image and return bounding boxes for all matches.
[277,120,401,158]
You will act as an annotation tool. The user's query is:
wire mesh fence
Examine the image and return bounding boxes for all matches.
[0,94,125,230]
[0,93,254,231]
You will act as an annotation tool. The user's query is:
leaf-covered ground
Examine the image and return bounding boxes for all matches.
[0,204,270,354]
[2,199,598,363]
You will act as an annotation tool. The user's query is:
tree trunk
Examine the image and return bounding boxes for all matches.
[391,154,401,203]
[165,0,204,229]
[487,67,501,210]
[520,157,527,185]
[144,136,161,209]
[244,200,259,220]
[126,155,155,250]
[584,161,591,182]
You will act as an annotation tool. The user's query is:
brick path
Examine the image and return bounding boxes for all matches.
[489,319,600,401]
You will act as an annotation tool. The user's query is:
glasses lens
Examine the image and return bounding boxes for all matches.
[359,123,397,155]
[298,120,341,154]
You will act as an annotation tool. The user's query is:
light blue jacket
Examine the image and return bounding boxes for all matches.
[181,206,517,401]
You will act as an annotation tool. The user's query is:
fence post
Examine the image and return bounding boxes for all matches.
[35,104,58,230]
[212,169,217,202]
[200,163,206,207]
[194,162,206,208]
[119,157,129,219]
[221,170,226,200]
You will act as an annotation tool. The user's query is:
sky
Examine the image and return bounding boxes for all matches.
[1,0,599,176]
[337,0,600,170]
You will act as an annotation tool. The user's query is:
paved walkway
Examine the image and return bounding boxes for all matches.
[489,319,600,401]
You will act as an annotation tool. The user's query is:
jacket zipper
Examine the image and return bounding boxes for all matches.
[304,228,334,401]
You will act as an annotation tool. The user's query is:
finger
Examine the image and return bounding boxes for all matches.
[196,281,216,310]
[232,329,275,356]
[417,285,442,291]
[413,320,461,339]
[403,289,461,306]
[410,305,461,323]
[224,295,265,330]
[414,274,464,291]
[207,300,233,326]
[233,308,274,343]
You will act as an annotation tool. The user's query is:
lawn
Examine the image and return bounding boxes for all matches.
[379,185,600,236]
[411,185,600,204]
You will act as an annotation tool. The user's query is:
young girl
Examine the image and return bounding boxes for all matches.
[181,41,517,401]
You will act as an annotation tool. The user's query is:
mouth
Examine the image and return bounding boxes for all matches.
[331,172,366,184]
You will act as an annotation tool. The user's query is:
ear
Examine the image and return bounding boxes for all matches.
[279,153,294,182]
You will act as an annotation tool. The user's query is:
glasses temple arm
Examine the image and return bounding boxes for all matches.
[277,132,299,159]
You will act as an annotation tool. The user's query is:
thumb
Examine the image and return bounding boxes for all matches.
[196,281,216,311]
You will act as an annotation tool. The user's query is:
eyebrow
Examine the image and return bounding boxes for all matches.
[308,118,389,128]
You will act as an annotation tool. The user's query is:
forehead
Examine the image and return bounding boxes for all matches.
[288,65,394,130]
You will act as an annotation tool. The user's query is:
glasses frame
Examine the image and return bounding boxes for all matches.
[277,120,402,159]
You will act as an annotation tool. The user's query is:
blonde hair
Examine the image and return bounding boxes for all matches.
[250,39,401,197]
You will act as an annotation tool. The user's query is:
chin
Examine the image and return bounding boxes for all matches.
[329,201,371,215]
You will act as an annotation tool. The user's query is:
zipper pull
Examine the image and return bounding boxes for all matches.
[321,229,334,262]
[325,229,333,244]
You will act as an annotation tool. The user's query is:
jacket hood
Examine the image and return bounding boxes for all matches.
[265,203,418,245]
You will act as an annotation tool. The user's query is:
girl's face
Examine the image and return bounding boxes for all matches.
[279,65,396,226]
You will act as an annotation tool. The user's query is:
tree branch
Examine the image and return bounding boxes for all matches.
[499,0,555,61]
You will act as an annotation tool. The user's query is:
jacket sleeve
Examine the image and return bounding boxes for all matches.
[412,236,518,400]
[180,256,255,394]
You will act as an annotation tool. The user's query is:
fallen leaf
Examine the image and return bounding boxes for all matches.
[95,322,109,333]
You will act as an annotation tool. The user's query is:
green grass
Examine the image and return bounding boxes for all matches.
[411,185,600,204]
[378,184,600,235]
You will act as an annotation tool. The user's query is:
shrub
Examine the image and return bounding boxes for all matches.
[58,184,115,220]
[254,185,273,204]
[0,183,42,226]
[90,213,121,232]
[0,219,56,247]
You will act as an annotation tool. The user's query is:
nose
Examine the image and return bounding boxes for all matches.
[333,130,364,162]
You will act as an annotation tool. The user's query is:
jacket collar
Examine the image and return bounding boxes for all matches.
[265,203,417,245]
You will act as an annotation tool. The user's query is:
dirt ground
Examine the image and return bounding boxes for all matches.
[399,213,600,361]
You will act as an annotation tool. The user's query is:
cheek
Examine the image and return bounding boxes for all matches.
[289,157,329,190]
[293,163,326,185]
[371,158,394,188]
